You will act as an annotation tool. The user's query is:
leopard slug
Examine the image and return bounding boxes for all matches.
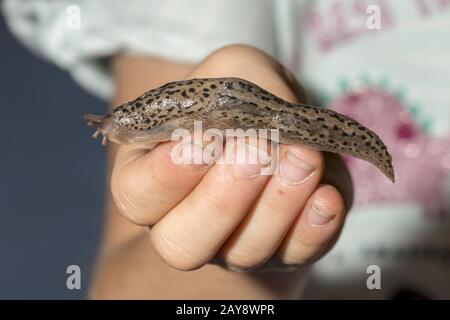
[84,77,395,182]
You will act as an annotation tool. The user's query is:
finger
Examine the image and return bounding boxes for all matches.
[219,145,324,270]
[277,184,346,266]
[150,138,272,270]
[111,140,212,226]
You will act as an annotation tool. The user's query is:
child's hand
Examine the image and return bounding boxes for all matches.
[110,45,353,272]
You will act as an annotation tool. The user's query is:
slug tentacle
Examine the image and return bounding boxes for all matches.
[92,127,101,139]
[84,114,104,127]
[83,77,395,182]
[83,114,112,145]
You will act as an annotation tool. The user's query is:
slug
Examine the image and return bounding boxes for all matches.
[84,77,395,182]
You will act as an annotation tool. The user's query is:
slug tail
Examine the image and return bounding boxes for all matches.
[377,150,395,183]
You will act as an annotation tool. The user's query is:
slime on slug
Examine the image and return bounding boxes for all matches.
[84,77,395,182]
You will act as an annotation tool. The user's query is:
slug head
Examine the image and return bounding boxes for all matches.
[83,113,128,145]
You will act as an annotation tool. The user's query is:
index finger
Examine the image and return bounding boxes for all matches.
[111,140,213,226]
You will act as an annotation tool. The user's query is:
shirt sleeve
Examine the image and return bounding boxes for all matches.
[2,0,277,99]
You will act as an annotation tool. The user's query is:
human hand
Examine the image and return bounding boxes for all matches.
[110,45,353,272]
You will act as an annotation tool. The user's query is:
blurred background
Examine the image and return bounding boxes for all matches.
[0,15,104,299]
[1,0,449,300]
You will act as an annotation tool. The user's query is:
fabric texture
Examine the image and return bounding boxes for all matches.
[2,0,286,99]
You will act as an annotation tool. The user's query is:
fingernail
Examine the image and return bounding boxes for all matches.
[181,141,209,168]
[279,151,314,185]
[232,142,266,178]
[309,203,336,227]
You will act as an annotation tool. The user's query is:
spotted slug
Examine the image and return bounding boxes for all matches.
[84,77,395,182]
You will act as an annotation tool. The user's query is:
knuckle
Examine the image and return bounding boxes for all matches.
[263,200,291,218]
[150,228,205,271]
[293,235,323,251]
[149,165,179,197]
[110,156,180,226]
[202,187,237,217]
[209,44,262,59]
[224,249,269,271]
[204,44,272,72]
[111,179,150,225]
[111,166,156,225]
[281,241,321,266]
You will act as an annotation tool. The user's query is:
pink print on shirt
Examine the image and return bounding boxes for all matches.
[330,88,450,217]
[306,0,394,51]
[306,0,450,52]
[416,0,450,17]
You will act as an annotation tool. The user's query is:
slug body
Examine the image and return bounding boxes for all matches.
[84,77,395,182]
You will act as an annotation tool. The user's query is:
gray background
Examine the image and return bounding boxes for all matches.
[0,16,104,299]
